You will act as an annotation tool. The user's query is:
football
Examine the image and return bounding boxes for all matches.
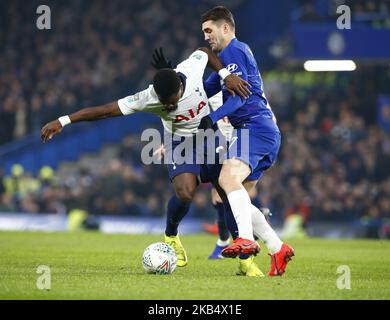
[142,242,178,275]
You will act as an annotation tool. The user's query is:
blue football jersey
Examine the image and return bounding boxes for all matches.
[204,38,279,133]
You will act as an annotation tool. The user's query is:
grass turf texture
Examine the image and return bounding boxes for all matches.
[0,231,389,300]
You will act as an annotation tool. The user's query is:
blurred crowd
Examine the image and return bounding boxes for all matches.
[1,67,389,227]
[0,1,389,230]
[0,0,245,145]
[0,141,215,218]
[261,67,390,227]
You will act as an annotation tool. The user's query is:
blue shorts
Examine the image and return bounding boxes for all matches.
[165,132,228,182]
[165,136,200,181]
[166,162,200,181]
[200,128,281,183]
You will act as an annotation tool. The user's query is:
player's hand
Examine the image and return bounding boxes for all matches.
[224,74,252,99]
[151,48,173,70]
[198,116,214,131]
[41,120,63,143]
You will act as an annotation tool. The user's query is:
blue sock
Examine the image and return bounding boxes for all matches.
[213,202,230,241]
[165,194,190,236]
[223,202,238,240]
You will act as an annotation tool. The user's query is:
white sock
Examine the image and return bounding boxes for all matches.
[251,205,282,254]
[217,239,230,247]
[227,189,254,241]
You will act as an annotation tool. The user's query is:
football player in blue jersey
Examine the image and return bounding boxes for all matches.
[199,6,295,276]
[41,47,251,270]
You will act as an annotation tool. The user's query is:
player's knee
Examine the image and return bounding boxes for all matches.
[175,186,195,204]
[218,173,244,195]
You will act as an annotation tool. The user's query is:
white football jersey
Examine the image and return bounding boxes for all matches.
[118,50,210,136]
[208,91,234,140]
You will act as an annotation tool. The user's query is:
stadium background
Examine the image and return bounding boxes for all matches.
[0,0,389,239]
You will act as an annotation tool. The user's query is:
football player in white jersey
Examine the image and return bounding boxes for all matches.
[41,47,251,267]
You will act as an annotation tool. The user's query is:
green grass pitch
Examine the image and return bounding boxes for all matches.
[0,231,389,300]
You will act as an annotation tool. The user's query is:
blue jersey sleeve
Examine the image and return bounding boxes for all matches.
[208,95,245,124]
[203,72,221,98]
[207,46,248,124]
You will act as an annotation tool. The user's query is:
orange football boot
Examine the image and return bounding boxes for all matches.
[221,237,260,258]
[268,243,295,276]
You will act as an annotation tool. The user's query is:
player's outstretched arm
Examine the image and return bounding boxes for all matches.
[197,47,251,99]
[41,101,122,143]
[198,95,245,131]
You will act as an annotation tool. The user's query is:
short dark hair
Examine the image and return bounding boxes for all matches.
[153,69,181,101]
[201,6,235,29]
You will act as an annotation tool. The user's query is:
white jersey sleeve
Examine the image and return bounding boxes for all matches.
[117,85,159,115]
[208,91,223,112]
[208,91,234,139]
[116,51,210,137]
[175,50,208,80]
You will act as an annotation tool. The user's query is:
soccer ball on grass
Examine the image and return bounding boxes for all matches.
[142,242,177,275]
